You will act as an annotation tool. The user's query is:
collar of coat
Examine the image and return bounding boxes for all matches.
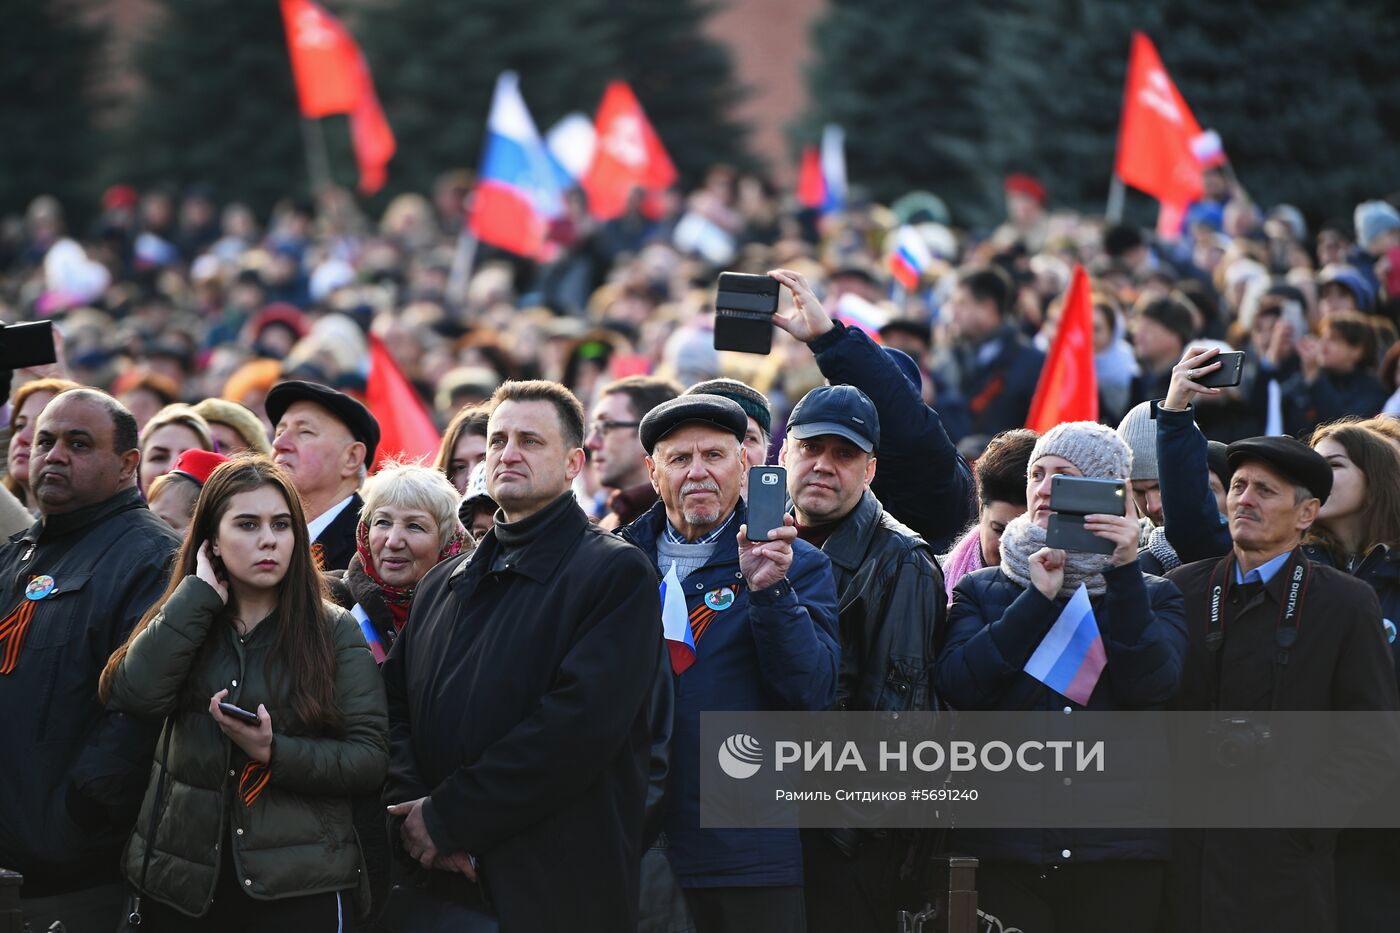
[15,485,147,545]
[622,497,745,570]
[451,491,587,585]
[808,488,881,573]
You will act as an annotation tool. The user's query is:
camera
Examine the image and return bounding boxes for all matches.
[0,321,58,372]
[1206,717,1273,770]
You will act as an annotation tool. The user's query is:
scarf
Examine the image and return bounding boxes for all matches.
[940,526,986,600]
[998,514,1113,597]
[1146,526,1182,573]
[353,520,469,631]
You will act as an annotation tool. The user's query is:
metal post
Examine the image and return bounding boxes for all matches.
[300,117,334,196]
[1106,174,1126,224]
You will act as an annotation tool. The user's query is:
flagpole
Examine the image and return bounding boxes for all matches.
[446,231,479,309]
[1106,175,1125,224]
[300,117,334,196]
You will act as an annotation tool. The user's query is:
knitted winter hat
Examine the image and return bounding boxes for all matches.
[1354,200,1400,250]
[685,378,772,435]
[1115,402,1157,481]
[1029,420,1133,482]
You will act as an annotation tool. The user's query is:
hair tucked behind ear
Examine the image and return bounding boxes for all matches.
[100,456,343,734]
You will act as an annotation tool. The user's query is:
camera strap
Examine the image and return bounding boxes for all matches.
[1204,547,1311,710]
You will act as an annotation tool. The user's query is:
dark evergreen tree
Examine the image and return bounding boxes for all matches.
[0,0,105,221]
[603,0,752,182]
[356,0,616,201]
[798,0,1002,227]
[114,0,306,215]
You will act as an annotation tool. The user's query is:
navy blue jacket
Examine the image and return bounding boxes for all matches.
[808,321,975,553]
[934,562,1187,864]
[620,500,840,888]
[1156,405,1232,565]
[1279,369,1390,439]
[940,324,1045,444]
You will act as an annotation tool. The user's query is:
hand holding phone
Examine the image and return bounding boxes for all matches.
[217,701,261,725]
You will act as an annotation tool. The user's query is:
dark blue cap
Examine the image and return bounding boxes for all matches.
[788,384,880,453]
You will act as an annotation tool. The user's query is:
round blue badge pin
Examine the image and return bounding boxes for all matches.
[1384,618,1396,645]
[704,587,736,611]
[26,575,55,601]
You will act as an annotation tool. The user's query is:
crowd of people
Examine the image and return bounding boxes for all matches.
[0,163,1398,933]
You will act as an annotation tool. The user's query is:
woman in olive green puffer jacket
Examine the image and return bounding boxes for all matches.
[100,458,388,927]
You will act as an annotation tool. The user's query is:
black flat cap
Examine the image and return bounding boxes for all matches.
[265,380,380,468]
[1226,436,1331,504]
[639,394,747,454]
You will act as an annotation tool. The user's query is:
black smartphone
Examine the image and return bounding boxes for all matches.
[1046,514,1117,555]
[1195,350,1245,389]
[1048,475,1126,517]
[0,321,57,370]
[714,272,780,355]
[218,701,261,726]
[746,465,787,542]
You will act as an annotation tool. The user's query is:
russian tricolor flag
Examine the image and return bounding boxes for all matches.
[1024,583,1107,706]
[796,124,848,213]
[888,226,933,292]
[660,561,696,674]
[469,72,563,258]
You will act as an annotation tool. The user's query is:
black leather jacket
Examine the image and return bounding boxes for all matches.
[821,489,944,712]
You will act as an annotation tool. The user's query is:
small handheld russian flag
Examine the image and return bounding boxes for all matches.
[351,603,386,664]
[1024,583,1106,706]
[660,561,696,674]
[888,226,933,292]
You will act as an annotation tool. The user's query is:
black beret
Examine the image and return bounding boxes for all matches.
[1226,436,1331,504]
[265,380,381,469]
[639,394,747,455]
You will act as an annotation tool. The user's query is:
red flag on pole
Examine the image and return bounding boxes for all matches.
[796,146,825,210]
[1114,32,1205,210]
[279,0,394,194]
[1026,265,1099,432]
[365,334,440,471]
[581,81,678,220]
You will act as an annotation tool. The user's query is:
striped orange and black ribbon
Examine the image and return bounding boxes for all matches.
[311,542,327,572]
[0,599,38,675]
[239,761,271,808]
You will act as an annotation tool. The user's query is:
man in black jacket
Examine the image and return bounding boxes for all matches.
[769,268,974,553]
[383,379,661,931]
[780,384,945,933]
[0,388,180,931]
[267,380,380,571]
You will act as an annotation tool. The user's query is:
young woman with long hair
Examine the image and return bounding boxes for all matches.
[99,457,387,928]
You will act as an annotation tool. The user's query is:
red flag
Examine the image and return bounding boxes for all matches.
[796,146,825,210]
[581,81,678,220]
[1026,265,1098,432]
[365,334,440,471]
[279,0,394,195]
[1114,32,1205,208]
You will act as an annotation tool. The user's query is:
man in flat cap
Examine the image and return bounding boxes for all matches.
[266,380,380,571]
[1165,436,1400,933]
[619,394,839,933]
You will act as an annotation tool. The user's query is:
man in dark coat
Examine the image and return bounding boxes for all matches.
[770,268,974,553]
[0,389,180,931]
[382,379,661,932]
[778,384,944,933]
[935,266,1045,445]
[1166,437,1400,933]
[619,394,839,933]
[267,380,380,571]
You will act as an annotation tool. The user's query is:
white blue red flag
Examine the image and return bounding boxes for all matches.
[1023,583,1106,705]
[819,124,848,213]
[660,561,696,674]
[469,72,562,258]
[888,226,933,291]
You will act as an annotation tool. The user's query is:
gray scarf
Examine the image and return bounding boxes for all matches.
[998,514,1114,597]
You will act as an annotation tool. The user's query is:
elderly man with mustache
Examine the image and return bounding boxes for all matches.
[619,394,839,933]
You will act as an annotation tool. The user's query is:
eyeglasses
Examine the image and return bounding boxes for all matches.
[588,419,642,438]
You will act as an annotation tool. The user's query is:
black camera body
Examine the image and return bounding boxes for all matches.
[0,321,57,372]
[1207,717,1274,770]
[713,272,779,355]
